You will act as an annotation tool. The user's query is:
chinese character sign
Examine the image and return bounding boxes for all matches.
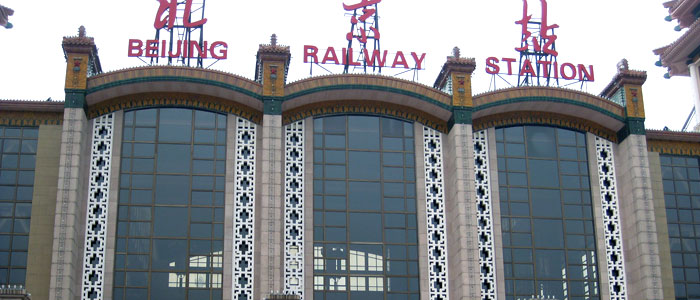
[154,0,208,30]
[344,0,381,44]
[302,0,427,72]
[515,0,558,56]
[128,0,228,61]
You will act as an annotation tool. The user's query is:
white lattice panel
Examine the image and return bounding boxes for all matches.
[473,130,497,300]
[422,127,449,300]
[284,120,305,298]
[233,118,257,300]
[594,137,627,300]
[80,113,114,300]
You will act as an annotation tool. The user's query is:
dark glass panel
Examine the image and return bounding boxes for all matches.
[525,127,556,158]
[528,160,559,187]
[348,116,379,150]
[153,207,188,237]
[349,213,382,242]
[531,189,561,218]
[348,182,380,211]
[324,116,346,134]
[158,109,192,143]
[533,219,564,248]
[155,175,189,205]
[348,152,380,180]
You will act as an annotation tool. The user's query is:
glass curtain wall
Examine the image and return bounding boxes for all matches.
[114,108,226,300]
[0,126,37,285]
[660,155,700,300]
[312,115,420,300]
[496,126,600,300]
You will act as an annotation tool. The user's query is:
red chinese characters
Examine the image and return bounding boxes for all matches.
[154,0,208,30]
[515,0,558,56]
[344,0,381,44]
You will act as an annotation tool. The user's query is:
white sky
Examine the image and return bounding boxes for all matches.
[0,0,692,130]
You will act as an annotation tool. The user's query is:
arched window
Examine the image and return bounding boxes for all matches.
[312,115,420,300]
[496,126,600,300]
[113,108,227,300]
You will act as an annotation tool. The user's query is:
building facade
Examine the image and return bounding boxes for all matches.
[0,27,697,300]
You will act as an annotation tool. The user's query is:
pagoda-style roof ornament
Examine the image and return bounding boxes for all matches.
[664,0,700,28]
[600,59,647,99]
[62,26,102,75]
[255,34,291,83]
[654,17,700,77]
[617,58,629,71]
[0,5,14,29]
[433,47,476,91]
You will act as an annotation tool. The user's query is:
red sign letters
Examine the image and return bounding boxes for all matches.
[484,0,594,82]
[515,0,558,56]
[128,0,227,61]
[304,0,426,70]
[154,0,208,30]
[344,0,381,44]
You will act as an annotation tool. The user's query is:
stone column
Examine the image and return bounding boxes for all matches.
[444,124,480,300]
[616,135,663,300]
[602,62,663,300]
[257,114,284,296]
[50,107,90,300]
[49,26,102,300]
[254,35,291,298]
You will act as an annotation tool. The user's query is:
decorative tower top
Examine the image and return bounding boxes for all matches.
[62,26,102,84]
[617,58,629,72]
[271,33,277,46]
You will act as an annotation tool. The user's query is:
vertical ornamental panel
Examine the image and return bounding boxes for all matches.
[234,118,257,300]
[595,137,627,300]
[423,127,449,300]
[81,113,114,300]
[473,130,497,300]
[284,120,305,298]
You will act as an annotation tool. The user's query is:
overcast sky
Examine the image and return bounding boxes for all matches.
[0,0,692,130]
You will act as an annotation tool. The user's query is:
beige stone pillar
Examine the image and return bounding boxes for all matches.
[616,135,663,300]
[443,124,480,300]
[49,108,90,300]
[256,114,284,297]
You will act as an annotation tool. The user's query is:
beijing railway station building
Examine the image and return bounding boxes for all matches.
[5,3,700,299]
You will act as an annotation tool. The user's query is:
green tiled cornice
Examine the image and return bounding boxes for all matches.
[87,76,262,100]
[283,84,453,111]
[474,96,626,122]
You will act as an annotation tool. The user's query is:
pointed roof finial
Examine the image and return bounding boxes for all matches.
[452,46,460,58]
[78,25,86,37]
[271,33,277,46]
[617,58,629,72]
